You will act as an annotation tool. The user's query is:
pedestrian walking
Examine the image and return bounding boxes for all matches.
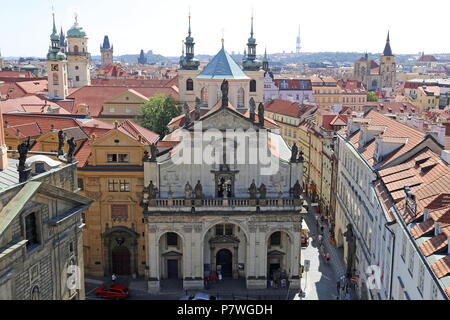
[320,225,324,235]
[111,273,117,284]
[325,252,330,264]
[315,214,320,227]
[336,280,341,295]
[218,271,223,282]
[318,234,323,245]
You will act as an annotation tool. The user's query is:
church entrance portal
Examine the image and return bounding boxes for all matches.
[216,249,233,277]
[112,246,131,275]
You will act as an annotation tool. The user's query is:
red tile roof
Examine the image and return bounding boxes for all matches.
[264,99,315,118]
[3,114,81,133]
[66,85,179,116]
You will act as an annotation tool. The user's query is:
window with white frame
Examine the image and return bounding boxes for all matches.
[418,264,425,294]
[408,245,415,274]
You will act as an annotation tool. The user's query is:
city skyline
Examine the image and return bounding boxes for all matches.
[1,0,450,58]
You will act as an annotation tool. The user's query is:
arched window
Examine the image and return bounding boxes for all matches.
[201,87,208,106]
[237,88,245,108]
[249,80,256,92]
[74,45,79,54]
[186,78,193,91]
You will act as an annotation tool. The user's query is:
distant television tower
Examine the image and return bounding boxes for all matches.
[296,25,301,54]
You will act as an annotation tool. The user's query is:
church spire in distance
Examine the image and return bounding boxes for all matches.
[242,10,261,71]
[179,8,199,70]
[383,30,393,56]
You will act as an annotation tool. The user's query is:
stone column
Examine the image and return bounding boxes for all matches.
[183,225,203,289]
[147,225,160,293]
[246,225,266,289]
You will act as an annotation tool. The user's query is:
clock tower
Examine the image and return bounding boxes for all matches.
[46,11,68,100]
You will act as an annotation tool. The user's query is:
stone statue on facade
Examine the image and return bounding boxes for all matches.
[150,143,158,162]
[194,180,203,199]
[183,102,190,125]
[57,129,65,156]
[184,181,193,199]
[67,137,77,163]
[249,98,256,122]
[17,137,31,169]
[248,179,257,199]
[194,97,201,120]
[143,150,150,162]
[298,150,304,163]
[257,102,264,125]
[221,79,229,107]
[259,183,267,199]
[291,143,299,163]
[292,180,302,198]
[147,180,158,199]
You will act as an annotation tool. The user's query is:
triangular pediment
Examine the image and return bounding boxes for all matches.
[197,107,263,130]
[89,129,142,147]
[104,89,149,104]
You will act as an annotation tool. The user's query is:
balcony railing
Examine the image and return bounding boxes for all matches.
[145,197,301,210]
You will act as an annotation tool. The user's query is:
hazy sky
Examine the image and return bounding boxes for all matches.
[1,0,449,57]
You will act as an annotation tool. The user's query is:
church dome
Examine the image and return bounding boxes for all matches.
[67,22,87,38]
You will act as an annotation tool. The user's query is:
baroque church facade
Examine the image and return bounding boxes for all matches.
[353,32,396,92]
[142,87,305,290]
[140,16,306,290]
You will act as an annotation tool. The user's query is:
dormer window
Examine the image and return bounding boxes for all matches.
[107,153,129,163]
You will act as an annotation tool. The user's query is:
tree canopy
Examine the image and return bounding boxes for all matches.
[140,94,181,137]
[366,91,378,102]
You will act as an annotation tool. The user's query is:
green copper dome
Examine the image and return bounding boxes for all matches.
[67,22,87,38]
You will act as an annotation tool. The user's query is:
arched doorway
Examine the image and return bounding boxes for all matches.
[159,232,183,280]
[267,231,292,283]
[112,246,131,275]
[216,249,233,277]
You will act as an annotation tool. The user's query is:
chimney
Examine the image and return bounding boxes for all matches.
[404,186,417,216]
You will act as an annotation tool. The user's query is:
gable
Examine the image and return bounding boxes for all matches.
[104,89,149,105]
[89,129,143,148]
[199,107,262,130]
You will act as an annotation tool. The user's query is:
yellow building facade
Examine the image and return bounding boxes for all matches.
[78,129,151,277]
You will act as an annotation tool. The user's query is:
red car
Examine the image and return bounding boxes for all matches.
[95,284,129,300]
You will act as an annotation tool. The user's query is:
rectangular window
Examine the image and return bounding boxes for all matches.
[401,234,407,260]
[107,154,129,163]
[224,224,233,236]
[215,224,224,236]
[418,264,425,294]
[408,245,415,275]
[270,232,281,246]
[108,180,119,192]
[119,180,130,192]
[25,213,39,249]
[111,204,128,219]
[78,178,84,191]
[167,233,178,246]
[75,76,80,81]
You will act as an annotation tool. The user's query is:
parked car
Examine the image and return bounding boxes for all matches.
[179,292,217,300]
[95,284,129,300]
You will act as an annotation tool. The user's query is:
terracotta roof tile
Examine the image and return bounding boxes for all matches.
[419,233,448,256]
[410,218,435,239]
[431,255,450,279]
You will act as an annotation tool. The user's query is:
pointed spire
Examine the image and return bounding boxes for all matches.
[383,30,393,56]
[188,9,191,37]
[250,10,254,38]
[52,10,57,35]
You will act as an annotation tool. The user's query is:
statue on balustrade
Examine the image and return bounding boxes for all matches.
[150,143,158,162]
[293,180,302,198]
[291,143,299,163]
[258,102,265,125]
[194,97,201,120]
[185,181,193,199]
[259,183,267,199]
[249,98,256,122]
[248,179,257,199]
[194,180,203,199]
[147,180,158,199]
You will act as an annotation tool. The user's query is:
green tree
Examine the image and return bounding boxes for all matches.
[140,94,181,137]
[367,91,378,102]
